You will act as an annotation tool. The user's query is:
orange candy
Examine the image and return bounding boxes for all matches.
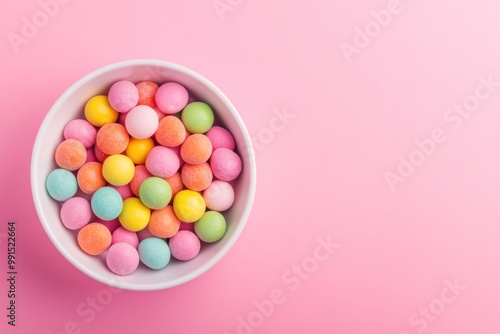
[96,123,129,155]
[155,116,186,147]
[55,139,87,171]
[148,206,180,238]
[136,81,158,107]
[181,162,212,191]
[77,223,112,255]
[77,162,106,195]
[180,134,212,164]
[165,172,184,199]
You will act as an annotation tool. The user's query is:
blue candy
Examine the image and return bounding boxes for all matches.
[91,186,123,220]
[46,168,78,201]
[138,237,171,270]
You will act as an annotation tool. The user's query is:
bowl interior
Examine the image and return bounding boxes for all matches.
[31,60,256,290]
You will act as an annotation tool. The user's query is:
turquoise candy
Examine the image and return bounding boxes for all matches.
[91,186,123,220]
[138,237,171,270]
[46,168,78,201]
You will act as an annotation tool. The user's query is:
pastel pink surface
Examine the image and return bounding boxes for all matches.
[6,1,500,334]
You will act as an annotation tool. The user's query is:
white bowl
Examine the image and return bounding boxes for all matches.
[31,59,256,290]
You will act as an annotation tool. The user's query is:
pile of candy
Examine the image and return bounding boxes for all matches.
[46,80,242,275]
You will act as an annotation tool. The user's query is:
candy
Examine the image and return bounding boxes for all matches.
[169,230,200,261]
[179,221,195,232]
[203,180,235,211]
[46,168,78,201]
[94,144,109,163]
[205,126,236,151]
[108,80,139,113]
[136,81,158,107]
[84,95,119,126]
[55,139,87,171]
[106,243,140,275]
[139,177,172,210]
[145,146,179,178]
[85,147,97,163]
[125,105,159,139]
[194,211,226,243]
[77,223,112,255]
[180,134,212,164]
[77,162,106,195]
[148,206,180,238]
[130,165,152,197]
[119,197,151,232]
[96,123,129,155]
[173,190,206,223]
[110,184,134,200]
[112,227,139,248]
[95,217,121,234]
[125,137,155,165]
[102,154,135,186]
[210,148,242,181]
[155,115,186,147]
[63,119,97,148]
[138,237,171,270]
[60,197,92,230]
[91,186,123,220]
[155,82,189,114]
[181,102,214,134]
[181,163,213,191]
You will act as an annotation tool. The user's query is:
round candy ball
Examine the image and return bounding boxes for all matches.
[139,177,172,210]
[96,123,130,155]
[125,137,155,165]
[138,237,171,270]
[155,115,186,147]
[77,223,112,255]
[145,146,179,178]
[106,243,140,276]
[155,82,189,114]
[194,211,227,243]
[91,186,123,220]
[55,139,87,171]
[181,102,214,134]
[173,190,206,223]
[136,81,158,107]
[165,172,184,199]
[169,230,200,261]
[46,168,78,201]
[148,205,180,238]
[112,226,139,248]
[181,163,213,192]
[60,197,92,230]
[108,80,139,113]
[77,162,106,195]
[180,134,212,164]
[102,154,135,186]
[203,180,235,211]
[84,95,119,127]
[119,197,151,232]
[125,105,159,139]
[63,119,97,148]
[205,126,236,151]
[210,148,242,182]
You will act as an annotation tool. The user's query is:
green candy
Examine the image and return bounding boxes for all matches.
[181,102,214,134]
[139,177,172,210]
[194,211,226,243]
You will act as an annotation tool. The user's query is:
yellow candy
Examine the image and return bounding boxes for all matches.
[173,190,206,223]
[119,197,151,232]
[84,95,119,127]
[125,137,155,165]
[102,154,135,186]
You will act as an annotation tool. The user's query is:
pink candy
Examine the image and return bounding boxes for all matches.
[112,227,139,248]
[169,230,200,261]
[108,80,139,113]
[145,146,180,178]
[210,148,242,181]
[206,126,236,151]
[63,119,97,149]
[106,243,140,276]
[125,105,159,139]
[60,197,92,230]
[203,180,235,211]
[155,82,189,114]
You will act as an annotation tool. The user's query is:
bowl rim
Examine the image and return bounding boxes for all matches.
[31,59,256,290]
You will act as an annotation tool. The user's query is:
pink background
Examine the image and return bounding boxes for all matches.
[2,0,500,333]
